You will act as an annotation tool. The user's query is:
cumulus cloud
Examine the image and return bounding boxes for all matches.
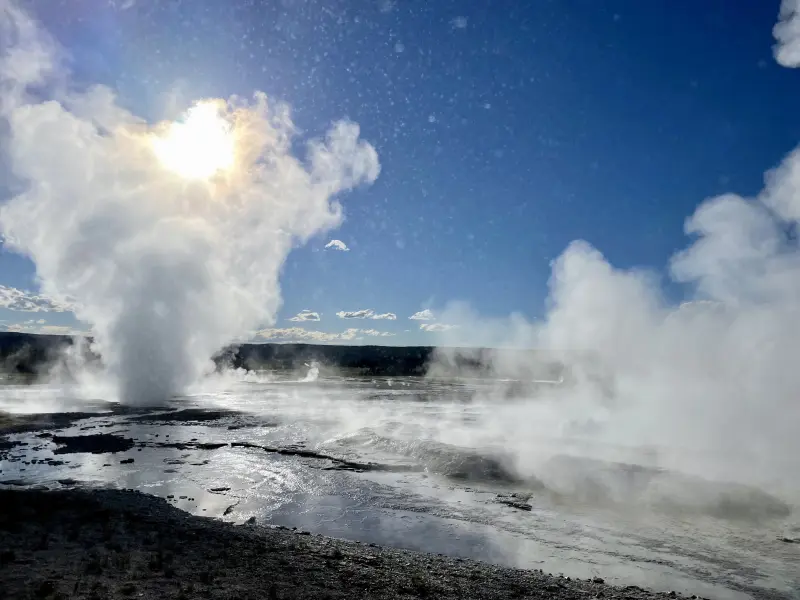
[254,326,392,343]
[361,328,395,337]
[3,319,85,336]
[774,0,800,67]
[0,284,70,312]
[0,2,379,404]
[371,312,397,320]
[336,308,374,319]
[420,323,457,332]
[255,327,340,343]
[409,309,434,321]
[289,309,320,322]
[324,239,349,251]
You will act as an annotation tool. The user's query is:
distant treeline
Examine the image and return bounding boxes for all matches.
[215,343,435,376]
[0,331,565,379]
[0,332,76,377]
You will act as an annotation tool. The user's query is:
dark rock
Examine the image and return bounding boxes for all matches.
[0,439,23,451]
[52,434,134,455]
[35,579,56,598]
[498,499,532,511]
[120,458,134,464]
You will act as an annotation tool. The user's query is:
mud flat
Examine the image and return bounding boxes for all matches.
[0,487,702,600]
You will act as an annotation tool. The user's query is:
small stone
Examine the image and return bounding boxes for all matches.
[593,576,605,584]
[120,458,134,464]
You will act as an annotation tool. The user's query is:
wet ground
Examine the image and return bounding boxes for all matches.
[1,375,798,599]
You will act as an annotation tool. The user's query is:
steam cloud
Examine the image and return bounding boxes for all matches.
[430,158,800,487]
[0,2,379,404]
[426,4,800,491]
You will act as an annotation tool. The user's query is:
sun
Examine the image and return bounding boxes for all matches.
[152,101,235,180]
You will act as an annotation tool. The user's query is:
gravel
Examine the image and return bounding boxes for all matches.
[0,487,699,600]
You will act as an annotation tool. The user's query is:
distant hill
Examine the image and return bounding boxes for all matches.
[0,332,77,377]
[0,331,562,379]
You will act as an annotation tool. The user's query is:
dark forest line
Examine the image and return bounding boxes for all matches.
[0,331,554,378]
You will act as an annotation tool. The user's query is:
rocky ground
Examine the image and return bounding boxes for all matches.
[0,487,701,600]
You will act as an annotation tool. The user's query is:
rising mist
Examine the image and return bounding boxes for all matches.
[0,1,379,404]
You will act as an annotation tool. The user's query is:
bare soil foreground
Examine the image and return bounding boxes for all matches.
[0,488,699,600]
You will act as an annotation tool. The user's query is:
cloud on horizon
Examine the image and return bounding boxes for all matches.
[409,309,434,321]
[289,309,321,322]
[325,239,349,251]
[3,319,85,336]
[420,323,457,332]
[254,326,394,343]
[361,328,395,337]
[0,284,71,312]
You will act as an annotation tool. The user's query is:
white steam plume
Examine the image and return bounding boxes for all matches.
[429,148,800,491]
[0,3,379,404]
[425,8,800,493]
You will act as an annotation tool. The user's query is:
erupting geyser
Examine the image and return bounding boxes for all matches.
[0,2,380,404]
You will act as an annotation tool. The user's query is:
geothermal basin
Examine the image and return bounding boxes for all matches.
[1,374,798,599]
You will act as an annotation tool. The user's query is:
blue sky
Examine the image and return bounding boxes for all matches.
[2,0,800,345]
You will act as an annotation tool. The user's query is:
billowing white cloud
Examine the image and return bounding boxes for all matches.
[337,309,374,319]
[371,312,397,320]
[0,284,70,312]
[361,328,395,337]
[289,309,320,322]
[420,323,457,332]
[0,2,379,405]
[325,239,350,251]
[774,0,800,67]
[409,309,434,321]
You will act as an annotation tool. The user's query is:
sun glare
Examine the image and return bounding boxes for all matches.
[152,102,235,180]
